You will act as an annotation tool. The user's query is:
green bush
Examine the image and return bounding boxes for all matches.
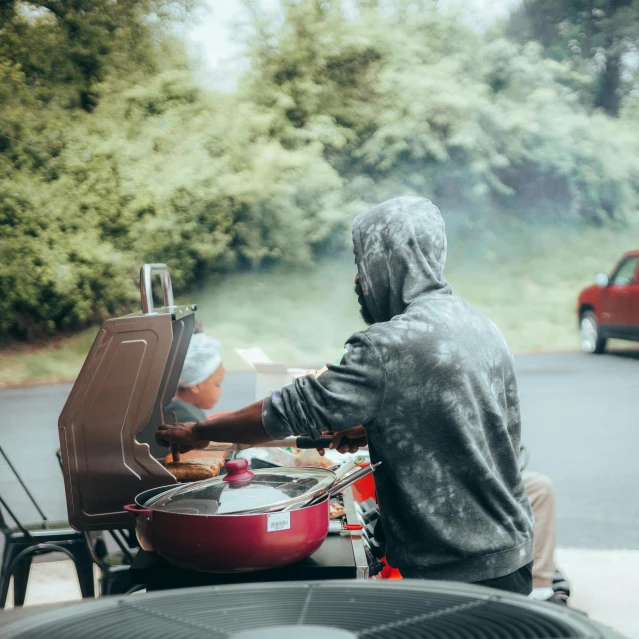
[240,6,639,224]
[1,0,639,341]
[0,182,137,339]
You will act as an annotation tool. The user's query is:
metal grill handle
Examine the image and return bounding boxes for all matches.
[140,263,174,314]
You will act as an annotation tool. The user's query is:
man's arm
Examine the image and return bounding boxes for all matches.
[157,400,271,451]
[262,332,386,441]
[156,403,369,454]
[196,401,271,444]
[157,332,386,452]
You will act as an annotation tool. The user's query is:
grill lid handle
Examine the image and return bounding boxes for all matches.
[140,263,175,314]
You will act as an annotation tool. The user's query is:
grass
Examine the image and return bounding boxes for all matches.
[445,222,634,353]
[0,328,99,386]
[1,220,637,385]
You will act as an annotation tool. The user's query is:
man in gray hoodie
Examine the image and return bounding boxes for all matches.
[157,196,535,594]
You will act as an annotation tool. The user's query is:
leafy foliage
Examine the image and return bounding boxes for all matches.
[1,0,638,340]
[508,0,639,115]
[241,3,639,222]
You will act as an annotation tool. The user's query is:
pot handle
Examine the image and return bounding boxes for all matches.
[140,263,174,314]
[124,503,154,521]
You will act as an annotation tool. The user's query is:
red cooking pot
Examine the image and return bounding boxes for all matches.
[124,459,344,573]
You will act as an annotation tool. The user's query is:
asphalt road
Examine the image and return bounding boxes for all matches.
[0,351,637,549]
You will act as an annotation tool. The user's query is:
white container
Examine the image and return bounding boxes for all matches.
[253,362,295,401]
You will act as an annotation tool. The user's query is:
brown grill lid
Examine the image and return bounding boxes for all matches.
[58,264,196,530]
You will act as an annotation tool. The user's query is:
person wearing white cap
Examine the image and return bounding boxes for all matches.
[165,333,225,423]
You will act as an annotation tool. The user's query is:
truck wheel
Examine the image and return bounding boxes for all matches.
[580,311,606,354]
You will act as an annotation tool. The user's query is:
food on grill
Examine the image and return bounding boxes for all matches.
[329,501,346,520]
[294,449,335,469]
[165,462,217,482]
[163,450,226,482]
[163,449,226,465]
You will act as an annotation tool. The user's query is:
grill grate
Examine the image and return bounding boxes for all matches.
[0,581,622,639]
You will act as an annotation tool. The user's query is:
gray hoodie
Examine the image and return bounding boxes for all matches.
[262,196,534,582]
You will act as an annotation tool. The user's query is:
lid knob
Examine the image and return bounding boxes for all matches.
[223,458,255,483]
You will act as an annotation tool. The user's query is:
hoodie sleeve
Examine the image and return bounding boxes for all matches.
[261,333,386,440]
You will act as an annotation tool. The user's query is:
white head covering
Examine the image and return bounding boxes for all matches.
[179,334,223,388]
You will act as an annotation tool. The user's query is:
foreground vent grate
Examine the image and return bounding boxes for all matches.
[1,581,622,639]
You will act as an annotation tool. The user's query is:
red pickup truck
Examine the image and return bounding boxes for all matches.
[577,250,639,353]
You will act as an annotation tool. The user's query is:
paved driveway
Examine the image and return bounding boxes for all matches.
[1,352,637,548]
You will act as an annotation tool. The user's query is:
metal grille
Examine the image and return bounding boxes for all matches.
[1,581,622,639]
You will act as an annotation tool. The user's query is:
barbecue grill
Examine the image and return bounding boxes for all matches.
[56,263,370,583]
[58,263,189,532]
[0,580,625,639]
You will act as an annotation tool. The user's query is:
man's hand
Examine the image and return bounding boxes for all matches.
[156,422,210,454]
[157,401,271,449]
[317,425,367,456]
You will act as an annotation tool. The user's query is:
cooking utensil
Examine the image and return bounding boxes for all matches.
[144,458,380,516]
[330,462,380,494]
[141,459,336,515]
[237,446,299,468]
[333,459,356,481]
[291,462,381,510]
[122,458,380,572]
[124,459,336,572]
[204,435,333,452]
[232,435,334,468]
[123,496,329,573]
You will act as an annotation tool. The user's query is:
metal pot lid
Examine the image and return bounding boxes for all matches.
[143,459,335,515]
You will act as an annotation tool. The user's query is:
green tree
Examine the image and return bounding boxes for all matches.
[508,0,639,116]
[0,1,196,111]
[241,1,639,221]
[1,0,638,341]
[0,1,348,339]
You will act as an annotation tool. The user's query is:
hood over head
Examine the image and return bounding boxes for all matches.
[352,196,452,323]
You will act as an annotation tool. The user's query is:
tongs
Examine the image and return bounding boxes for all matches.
[283,461,381,511]
[232,461,381,515]
[171,435,334,463]
[203,435,334,453]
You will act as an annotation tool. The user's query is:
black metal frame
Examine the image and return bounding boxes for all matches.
[0,445,95,608]
[55,447,139,596]
[0,446,48,531]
